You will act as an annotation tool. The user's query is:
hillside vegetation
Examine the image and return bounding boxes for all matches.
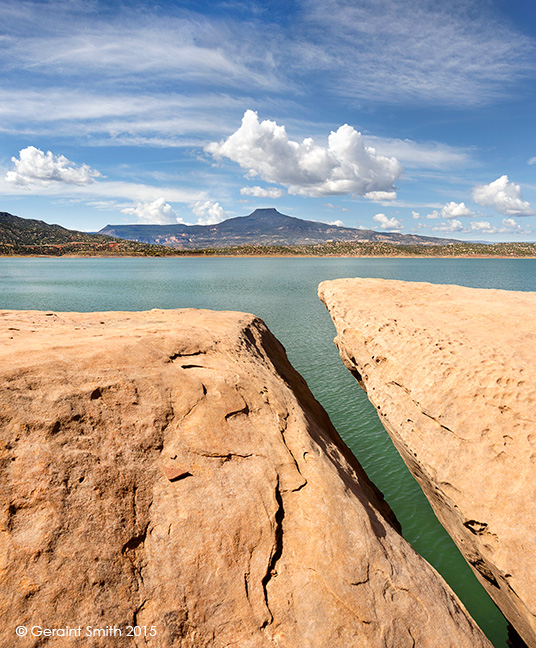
[175,240,536,257]
[1,211,534,257]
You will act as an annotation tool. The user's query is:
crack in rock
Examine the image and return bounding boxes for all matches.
[261,479,285,628]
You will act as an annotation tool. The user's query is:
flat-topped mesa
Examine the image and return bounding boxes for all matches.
[319,277,536,648]
[0,309,491,648]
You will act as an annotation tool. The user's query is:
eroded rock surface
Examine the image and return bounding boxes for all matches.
[0,308,492,647]
[319,277,536,647]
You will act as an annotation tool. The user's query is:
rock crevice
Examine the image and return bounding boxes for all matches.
[0,307,492,647]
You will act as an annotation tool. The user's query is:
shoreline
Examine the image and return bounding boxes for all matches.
[1,253,536,260]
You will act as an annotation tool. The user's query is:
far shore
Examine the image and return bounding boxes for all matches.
[2,253,536,260]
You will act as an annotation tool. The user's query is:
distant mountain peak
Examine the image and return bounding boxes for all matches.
[98,207,459,249]
[247,207,285,218]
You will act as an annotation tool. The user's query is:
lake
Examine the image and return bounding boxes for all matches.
[2,256,535,646]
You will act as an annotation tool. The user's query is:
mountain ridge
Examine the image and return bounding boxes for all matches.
[2,210,536,257]
[0,211,178,256]
[99,207,460,248]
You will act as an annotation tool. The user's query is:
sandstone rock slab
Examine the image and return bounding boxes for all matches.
[319,277,536,647]
[0,308,492,647]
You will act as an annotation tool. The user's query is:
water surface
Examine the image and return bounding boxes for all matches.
[3,257,535,646]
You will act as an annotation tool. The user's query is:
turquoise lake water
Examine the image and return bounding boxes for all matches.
[2,256,535,646]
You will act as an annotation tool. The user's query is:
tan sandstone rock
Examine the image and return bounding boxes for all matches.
[0,309,492,647]
[319,277,536,647]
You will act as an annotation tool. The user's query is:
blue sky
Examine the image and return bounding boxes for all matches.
[2,0,536,241]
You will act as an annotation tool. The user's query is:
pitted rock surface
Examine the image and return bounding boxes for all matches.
[319,277,536,647]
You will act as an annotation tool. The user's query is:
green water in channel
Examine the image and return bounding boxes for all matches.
[2,256,535,647]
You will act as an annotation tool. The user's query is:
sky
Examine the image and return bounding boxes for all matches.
[2,0,536,241]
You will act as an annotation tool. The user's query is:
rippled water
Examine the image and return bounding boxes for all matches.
[2,256,535,646]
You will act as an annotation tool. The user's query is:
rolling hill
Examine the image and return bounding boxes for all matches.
[0,212,180,256]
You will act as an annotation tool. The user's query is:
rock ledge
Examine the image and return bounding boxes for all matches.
[319,277,536,647]
[0,308,491,647]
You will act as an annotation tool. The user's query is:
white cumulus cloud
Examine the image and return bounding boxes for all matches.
[364,190,397,201]
[190,200,227,225]
[470,218,527,235]
[470,221,499,235]
[373,213,403,231]
[432,219,465,233]
[472,175,535,216]
[121,198,184,224]
[426,201,476,220]
[207,110,402,198]
[240,186,284,198]
[5,146,102,186]
[501,217,524,233]
[441,201,476,218]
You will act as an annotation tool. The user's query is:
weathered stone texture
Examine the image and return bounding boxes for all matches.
[319,277,536,647]
[0,308,491,647]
